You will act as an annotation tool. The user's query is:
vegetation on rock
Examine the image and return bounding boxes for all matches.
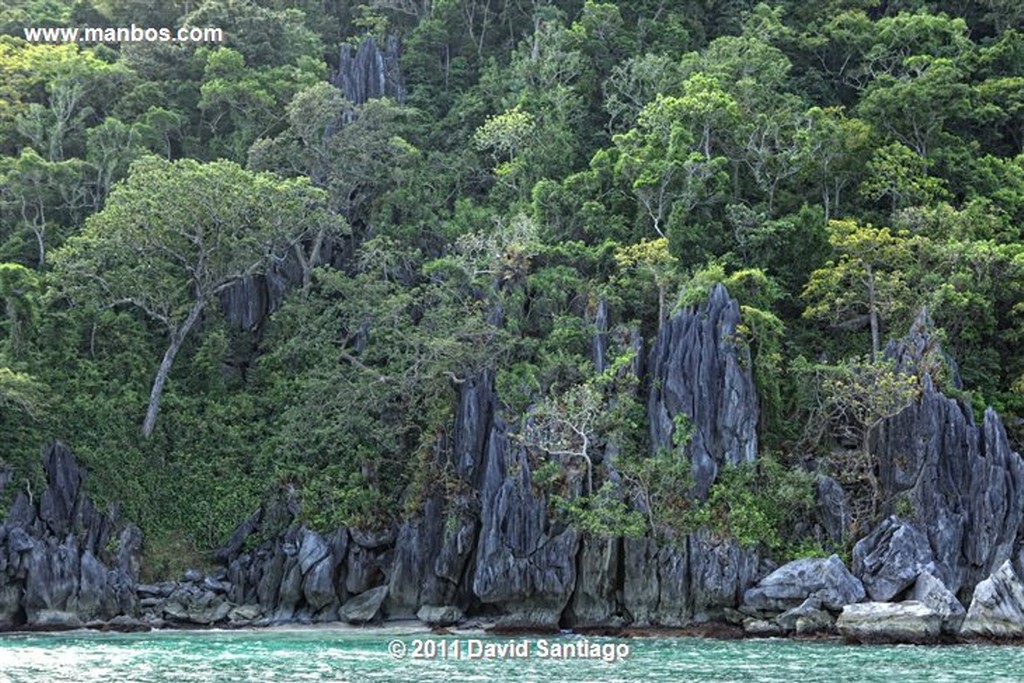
[1,0,1023,570]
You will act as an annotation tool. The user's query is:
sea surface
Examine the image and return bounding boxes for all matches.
[1,628,1022,682]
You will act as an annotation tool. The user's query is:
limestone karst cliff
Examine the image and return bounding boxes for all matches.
[3,289,1024,637]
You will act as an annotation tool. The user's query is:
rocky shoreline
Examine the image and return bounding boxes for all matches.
[4,289,1024,647]
[4,442,1024,646]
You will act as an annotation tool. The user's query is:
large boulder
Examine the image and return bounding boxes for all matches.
[910,571,965,634]
[852,517,934,601]
[960,560,1024,638]
[775,597,835,635]
[837,601,942,644]
[340,585,388,624]
[416,605,463,627]
[742,555,865,613]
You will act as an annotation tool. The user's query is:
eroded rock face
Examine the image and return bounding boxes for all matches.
[872,319,1024,599]
[3,287,772,631]
[648,284,759,498]
[960,560,1024,638]
[332,35,405,106]
[212,288,764,630]
[216,501,360,624]
[0,443,141,630]
[472,417,580,629]
[814,476,849,546]
[565,536,623,628]
[218,255,306,334]
[837,601,942,644]
[689,531,761,622]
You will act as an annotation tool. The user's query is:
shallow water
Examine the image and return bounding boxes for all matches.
[1,629,1022,682]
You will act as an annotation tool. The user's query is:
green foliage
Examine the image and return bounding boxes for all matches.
[552,482,647,538]
[0,262,40,356]
[697,455,818,555]
[0,365,46,421]
[1,0,1024,580]
[618,446,698,537]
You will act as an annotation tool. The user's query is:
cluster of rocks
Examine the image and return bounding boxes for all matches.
[5,289,1024,644]
[732,514,1024,644]
[736,555,864,636]
[0,443,142,631]
[136,570,255,628]
[132,517,403,628]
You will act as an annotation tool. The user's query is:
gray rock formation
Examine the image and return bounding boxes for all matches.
[960,560,1024,638]
[688,531,761,622]
[1,286,780,632]
[619,532,759,627]
[341,585,388,624]
[883,308,962,391]
[417,604,463,626]
[837,601,942,643]
[648,284,758,498]
[814,475,849,546]
[0,443,141,630]
[592,298,610,373]
[775,597,835,635]
[910,571,965,634]
[217,501,366,624]
[871,323,1024,600]
[742,555,865,614]
[332,36,405,106]
[217,246,313,334]
[162,584,231,625]
[565,536,623,628]
[207,287,763,631]
[472,416,580,628]
[852,517,935,601]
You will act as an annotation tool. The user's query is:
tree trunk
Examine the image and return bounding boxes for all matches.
[141,298,205,438]
[33,228,45,270]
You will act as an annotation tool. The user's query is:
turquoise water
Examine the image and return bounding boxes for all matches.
[1,630,1023,682]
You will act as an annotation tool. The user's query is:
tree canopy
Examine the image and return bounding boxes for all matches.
[2,0,1024,568]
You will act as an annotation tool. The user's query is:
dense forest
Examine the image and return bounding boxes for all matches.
[1,0,1023,578]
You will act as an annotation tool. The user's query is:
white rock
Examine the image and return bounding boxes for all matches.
[961,560,1024,638]
[837,601,942,643]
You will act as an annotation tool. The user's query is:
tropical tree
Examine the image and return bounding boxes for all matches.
[802,219,915,359]
[807,356,919,525]
[613,237,678,326]
[52,156,340,437]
